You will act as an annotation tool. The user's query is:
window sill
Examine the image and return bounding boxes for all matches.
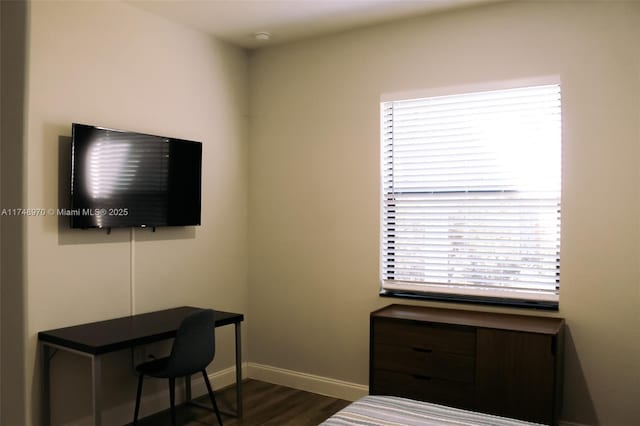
[379,289,559,311]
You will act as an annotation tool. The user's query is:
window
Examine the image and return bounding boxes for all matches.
[381,83,561,308]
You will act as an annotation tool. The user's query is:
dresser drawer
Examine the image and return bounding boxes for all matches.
[371,369,475,409]
[373,318,476,356]
[370,305,564,425]
[372,342,475,383]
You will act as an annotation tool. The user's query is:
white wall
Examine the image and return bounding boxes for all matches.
[248,2,640,425]
[1,0,27,424]
[24,1,249,424]
[18,1,640,425]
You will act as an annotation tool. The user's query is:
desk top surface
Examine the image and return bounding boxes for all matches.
[38,306,244,355]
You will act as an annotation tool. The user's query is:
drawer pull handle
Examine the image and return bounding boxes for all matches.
[412,374,432,381]
[412,347,433,353]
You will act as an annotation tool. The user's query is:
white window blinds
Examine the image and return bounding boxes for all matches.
[381,84,561,306]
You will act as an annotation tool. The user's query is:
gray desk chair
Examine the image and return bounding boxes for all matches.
[133,309,223,426]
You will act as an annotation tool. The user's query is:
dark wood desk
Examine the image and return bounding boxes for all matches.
[38,306,244,426]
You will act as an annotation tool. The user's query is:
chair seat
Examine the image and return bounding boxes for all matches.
[136,357,171,378]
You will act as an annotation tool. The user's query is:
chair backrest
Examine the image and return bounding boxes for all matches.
[165,309,216,377]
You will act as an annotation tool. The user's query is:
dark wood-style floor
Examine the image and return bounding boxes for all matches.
[133,379,351,426]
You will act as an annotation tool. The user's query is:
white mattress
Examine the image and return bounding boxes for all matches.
[321,395,544,426]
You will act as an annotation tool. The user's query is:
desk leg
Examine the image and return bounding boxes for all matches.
[42,343,51,426]
[235,322,243,418]
[91,355,102,426]
[185,375,192,401]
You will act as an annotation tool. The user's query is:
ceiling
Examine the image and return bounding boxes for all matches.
[127,0,499,49]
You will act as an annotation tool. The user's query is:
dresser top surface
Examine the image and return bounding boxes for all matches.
[372,304,564,335]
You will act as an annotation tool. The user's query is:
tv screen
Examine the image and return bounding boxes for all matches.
[70,123,202,229]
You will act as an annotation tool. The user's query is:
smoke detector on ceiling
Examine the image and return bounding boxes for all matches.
[254,31,271,42]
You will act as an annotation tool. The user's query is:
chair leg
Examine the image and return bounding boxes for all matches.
[133,374,144,425]
[169,377,176,426]
[202,370,223,426]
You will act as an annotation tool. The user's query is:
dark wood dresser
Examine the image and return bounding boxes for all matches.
[369,304,564,425]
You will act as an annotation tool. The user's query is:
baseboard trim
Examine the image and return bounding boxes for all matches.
[247,362,368,402]
[99,364,246,425]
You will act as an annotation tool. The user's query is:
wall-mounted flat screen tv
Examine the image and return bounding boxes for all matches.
[70,123,202,229]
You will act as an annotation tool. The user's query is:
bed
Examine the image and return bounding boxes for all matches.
[321,395,544,426]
